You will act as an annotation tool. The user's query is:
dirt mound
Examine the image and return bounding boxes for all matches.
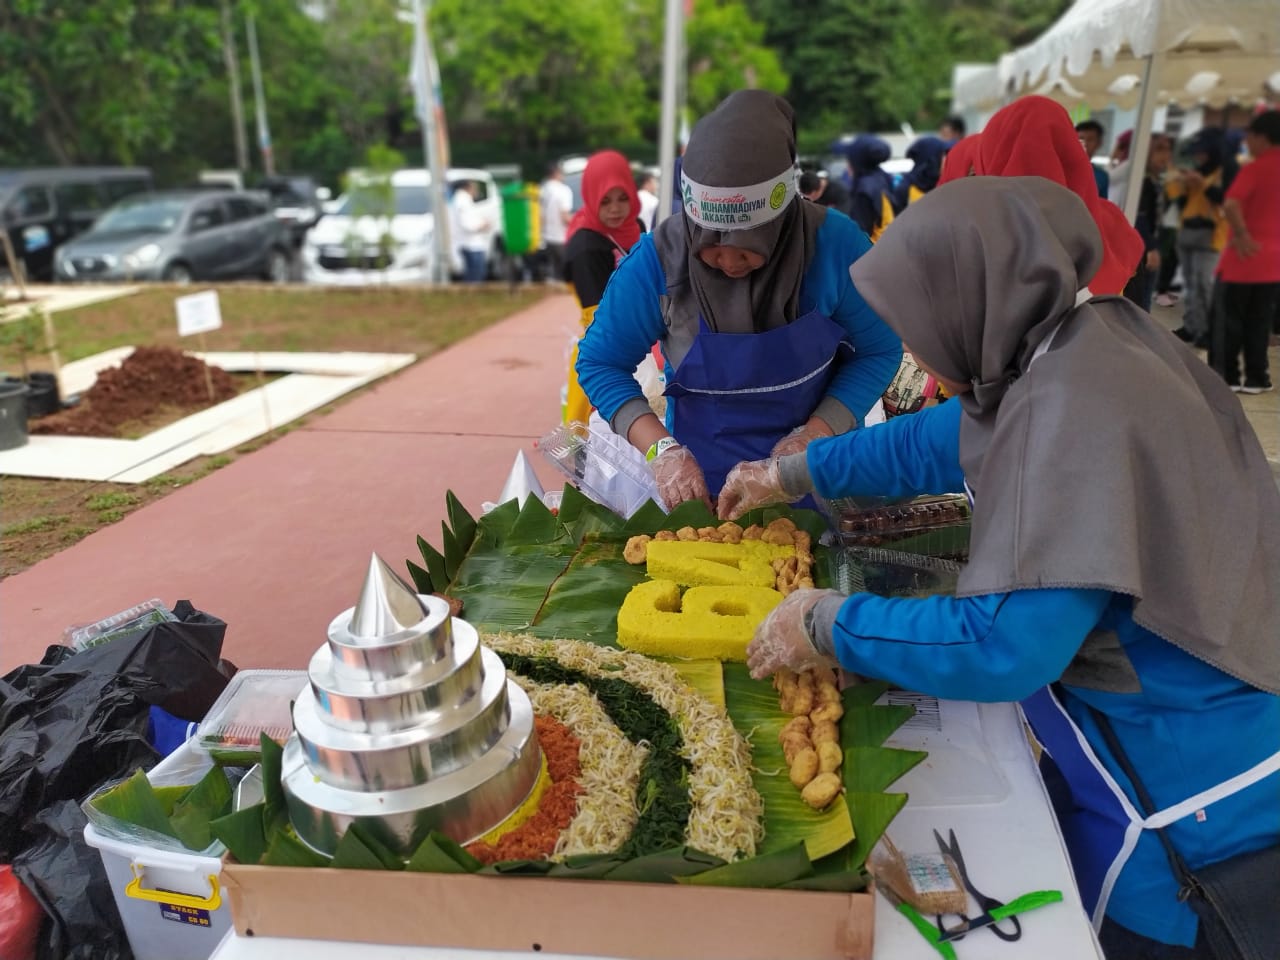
[32,346,238,438]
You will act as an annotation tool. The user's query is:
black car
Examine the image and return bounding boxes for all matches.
[0,167,153,281]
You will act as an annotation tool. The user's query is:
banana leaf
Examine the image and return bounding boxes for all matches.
[91,770,181,840]
[330,825,392,871]
[260,733,286,826]
[169,767,233,851]
[261,826,331,867]
[417,534,448,592]
[450,549,577,632]
[722,664,854,861]
[445,491,477,555]
[406,559,433,594]
[210,804,268,865]
[529,535,645,645]
[546,854,630,879]
[667,659,726,710]
[678,841,812,888]
[406,830,484,874]
[602,846,725,883]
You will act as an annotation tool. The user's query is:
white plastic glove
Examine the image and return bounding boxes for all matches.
[717,458,790,521]
[747,588,843,680]
[650,443,712,511]
[770,420,833,459]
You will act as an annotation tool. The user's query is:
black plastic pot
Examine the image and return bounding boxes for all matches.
[0,379,29,451]
[24,371,61,418]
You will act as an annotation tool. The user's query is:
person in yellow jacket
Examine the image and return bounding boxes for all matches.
[561,150,644,424]
[1167,128,1235,348]
[844,135,895,243]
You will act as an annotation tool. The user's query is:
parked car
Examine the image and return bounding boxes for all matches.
[302,167,503,285]
[0,167,153,282]
[54,190,292,284]
[262,175,330,246]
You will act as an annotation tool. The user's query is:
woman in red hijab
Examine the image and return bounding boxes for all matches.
[938,97,1143,295]
[563,150,644,424]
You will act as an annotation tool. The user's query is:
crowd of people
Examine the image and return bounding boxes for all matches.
[549,87,1279,960]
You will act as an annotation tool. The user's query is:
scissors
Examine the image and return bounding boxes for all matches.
[934,828,1047,943]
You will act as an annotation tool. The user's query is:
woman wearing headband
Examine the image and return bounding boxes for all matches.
[575,90,901,509]
[718,177,1280,956]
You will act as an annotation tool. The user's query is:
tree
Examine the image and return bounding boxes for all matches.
[684,0,789,117]
[429,0,647,154]
[0,0,221,166]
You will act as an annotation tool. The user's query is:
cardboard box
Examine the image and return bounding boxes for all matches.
[221,864,875,960]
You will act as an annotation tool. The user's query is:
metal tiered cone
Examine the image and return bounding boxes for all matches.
[496,450,544,507]
[279,552,542,857]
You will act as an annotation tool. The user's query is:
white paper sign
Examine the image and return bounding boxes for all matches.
[175,290,223,337]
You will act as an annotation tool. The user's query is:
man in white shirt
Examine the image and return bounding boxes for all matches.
[451,181,491,283]
[539,164,573,281]
[635,171,659,233]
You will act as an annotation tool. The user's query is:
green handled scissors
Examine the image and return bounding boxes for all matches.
[881,886,1064,959]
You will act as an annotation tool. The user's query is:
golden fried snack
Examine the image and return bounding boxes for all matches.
[811,666,838,688]
[811,701,844,724]
[797,576,815,590]
[794,531,812,554]
[801,772,843,809]
[816,681,842,704]
[817,740,843,774]
[767,517,797,534]
[761,527,796,546]
[717,522,744,543]
[811,719,840,745]
[781,733,814,765]
[676,526,699,541]
[778,716,812,742]
[622,534,651,565]
[772,667,798,691]
[789,748,820,788]
[654,529,678,541]
[771,557,788,573]
[743,524,764,540]
[790,686,814,716]
[696,525,722,542]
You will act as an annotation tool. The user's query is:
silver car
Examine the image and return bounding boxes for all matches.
[54,190,292,283]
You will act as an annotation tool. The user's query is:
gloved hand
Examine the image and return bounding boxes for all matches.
[650,443,712,511]
[770,420,833,459]
[717,458,788,520]
[747,588,844,680]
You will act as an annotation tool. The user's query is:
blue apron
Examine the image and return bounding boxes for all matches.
[664,308,854,496]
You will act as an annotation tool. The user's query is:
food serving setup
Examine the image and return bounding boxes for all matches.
[87,483,1103,960]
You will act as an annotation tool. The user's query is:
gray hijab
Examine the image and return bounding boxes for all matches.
[653,90,826,345]
[850,176,1280,695]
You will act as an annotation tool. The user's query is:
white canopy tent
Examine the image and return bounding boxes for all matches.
[953,0,1280,221]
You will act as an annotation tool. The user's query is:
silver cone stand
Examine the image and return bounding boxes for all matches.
[482,450,546,514]
[281,554,542,857]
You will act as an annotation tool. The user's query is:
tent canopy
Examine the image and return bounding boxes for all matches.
[955,0,1280,110]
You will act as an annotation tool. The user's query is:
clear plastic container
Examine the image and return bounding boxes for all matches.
[827,494,971,559]
[64,598,177,652]
[829,546,963,598]
[194,670,307,765]
[536,420,660,518]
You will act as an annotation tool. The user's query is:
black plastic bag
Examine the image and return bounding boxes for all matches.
[12,800,132,960]
[0,601,231,959]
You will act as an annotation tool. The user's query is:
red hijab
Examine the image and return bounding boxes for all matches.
[565,150,642,252]
[937,97,1143,295]
[940,135,982,181]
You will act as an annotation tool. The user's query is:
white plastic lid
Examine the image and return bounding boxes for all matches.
[195,669,307,755]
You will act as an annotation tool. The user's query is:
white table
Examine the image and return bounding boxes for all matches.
[211,698,1104,960]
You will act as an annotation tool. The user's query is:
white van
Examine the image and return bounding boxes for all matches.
[302,167,502,285]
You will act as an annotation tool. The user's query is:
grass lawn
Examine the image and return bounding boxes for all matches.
[1,284,550,577]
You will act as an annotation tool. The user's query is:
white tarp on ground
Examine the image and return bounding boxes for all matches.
[955,0,1280,110]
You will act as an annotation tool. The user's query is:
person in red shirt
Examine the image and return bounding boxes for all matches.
[1216,111,1280,393]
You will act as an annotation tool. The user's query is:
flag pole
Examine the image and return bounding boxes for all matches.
[412,0,452,284]
[656,0,684,224]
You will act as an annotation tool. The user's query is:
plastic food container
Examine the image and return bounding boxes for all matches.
[83,742,232,960]
[195,669,307,765]
[826,494,971,560]
[829,546,964,598]
[536,420,659,519]
[63,598,177,652]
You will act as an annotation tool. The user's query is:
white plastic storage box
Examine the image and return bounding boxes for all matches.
[83,741,232,960]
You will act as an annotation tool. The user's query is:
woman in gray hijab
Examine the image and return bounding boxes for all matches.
[719,176,1280,956]
[574,90,901,510]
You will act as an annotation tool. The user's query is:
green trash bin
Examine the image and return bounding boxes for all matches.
[501,183,538,257]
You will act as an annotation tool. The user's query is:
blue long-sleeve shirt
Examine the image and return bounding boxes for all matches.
[805,401,1280,947]
[576,210,902,441]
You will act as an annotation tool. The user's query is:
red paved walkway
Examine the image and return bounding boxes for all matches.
[0,294,577,672]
